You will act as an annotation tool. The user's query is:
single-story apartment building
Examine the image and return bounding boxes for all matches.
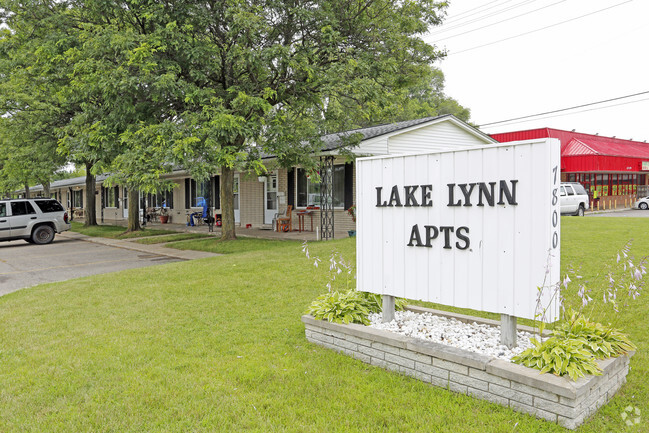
[28,115,498,233]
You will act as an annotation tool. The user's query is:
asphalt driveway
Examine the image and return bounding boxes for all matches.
[0,234,208,297]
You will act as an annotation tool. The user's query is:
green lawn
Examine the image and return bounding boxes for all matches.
[166,236,299,254]
[0,217,647,432]
[134,233,212,245]
[70,221,178,239]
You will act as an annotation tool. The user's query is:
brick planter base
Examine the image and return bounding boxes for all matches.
[302,308,633,430]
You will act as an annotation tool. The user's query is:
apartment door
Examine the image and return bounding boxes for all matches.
[264,173,278,224]
[123,187,129,218]
[234,174,240,223]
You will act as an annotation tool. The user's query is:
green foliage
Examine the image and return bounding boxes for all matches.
[307,290,372,325]
[307,289,408,326]
[307,290,406,325]
[512,337,603,381]
[552,311,636,359]
[514,311,635,381]
[3,0,454,238]
[358,291,408,314]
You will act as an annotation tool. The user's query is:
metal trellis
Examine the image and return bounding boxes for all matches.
[320,156,334,240]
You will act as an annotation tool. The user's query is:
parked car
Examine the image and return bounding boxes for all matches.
[634,196,649,210]
[0,198,71,244]
[560,182,589,216]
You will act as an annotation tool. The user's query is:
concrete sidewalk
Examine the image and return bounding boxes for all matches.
[99,220,354,241]
[59,231,219,260]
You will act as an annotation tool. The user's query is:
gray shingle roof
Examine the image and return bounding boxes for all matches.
[29,174,110,192]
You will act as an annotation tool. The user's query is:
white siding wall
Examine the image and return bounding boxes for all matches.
[353,135,388,155]
[387,122,491,154]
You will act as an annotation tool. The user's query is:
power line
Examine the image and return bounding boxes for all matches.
[478,91,649,127]
[434,0,566,42]
[431,0,537,35]
[441,0,512,26]
[481,96,649,131]
[448,0,635,55]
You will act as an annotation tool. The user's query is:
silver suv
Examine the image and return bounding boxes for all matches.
[0,198,71,244]
[560,182,589,216]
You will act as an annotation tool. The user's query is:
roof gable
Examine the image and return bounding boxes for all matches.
[322,115,496,155]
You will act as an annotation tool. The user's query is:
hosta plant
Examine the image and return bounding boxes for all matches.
[302,242,409,325]
[359,292,408,314]
[552,311,636,359]
[307,290,408,325]
[512,337,602,381]
[307,290,373,325]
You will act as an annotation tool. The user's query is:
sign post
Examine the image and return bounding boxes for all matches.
[382,295,395,323]
[500,314,517,348]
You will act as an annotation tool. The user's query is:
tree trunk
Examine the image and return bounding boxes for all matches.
[43,182,50,197]
[23,183,30,198]
[84,163,97,226]
[127,188,141,232]
[220,165,237,240]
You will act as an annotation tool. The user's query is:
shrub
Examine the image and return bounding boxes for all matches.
[511,337,602,381]
[523,242,643,380]
[307,290,372,325]
[552,310,636,359]
[359,291,408,314]
[302,241,408,325]
[307,290,409,325]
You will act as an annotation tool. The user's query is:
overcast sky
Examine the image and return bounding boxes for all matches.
[425,0,649,142]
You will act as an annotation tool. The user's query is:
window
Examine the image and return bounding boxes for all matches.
[35,200,64,213]
[332,165,345,208]
[103,186,119,208]
[72,190,83,208]
[565,185,575,196]
[296,165,350,208]
[0,203,6,217]
[157,190,173,208]
[296,169,321,207]
[185,179,212,208]
[142,190,173,209]
[11,201,36,216]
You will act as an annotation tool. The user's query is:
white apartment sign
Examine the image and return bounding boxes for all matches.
[356,139,561,322]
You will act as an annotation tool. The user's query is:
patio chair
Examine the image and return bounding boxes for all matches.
[275,205,293,232]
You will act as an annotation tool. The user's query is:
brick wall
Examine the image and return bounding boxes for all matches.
[302,311,633,430]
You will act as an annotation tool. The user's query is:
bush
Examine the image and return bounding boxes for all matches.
[551,311,636,359]
[358,291,408,314]
[511,337,602,381]
[307,290,372,325]
[307,290,408,326]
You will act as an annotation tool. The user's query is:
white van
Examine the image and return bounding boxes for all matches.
[560,182,589,216]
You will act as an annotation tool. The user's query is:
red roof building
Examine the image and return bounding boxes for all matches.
[491,128,649,198]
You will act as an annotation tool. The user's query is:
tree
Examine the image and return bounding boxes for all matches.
[2,0,453,238]
[156,0,450,240]
[0,8,70,198]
